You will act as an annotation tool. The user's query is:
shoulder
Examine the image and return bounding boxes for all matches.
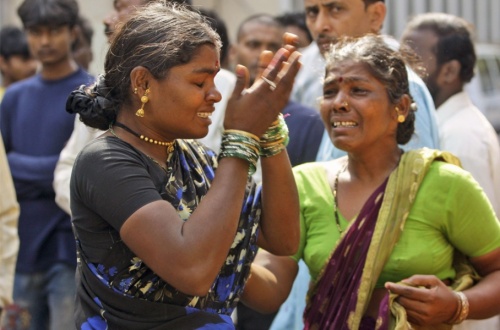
[284,101,320,117]
[0,76,38,106]
[72,68,95,85]
[76,137,145,168]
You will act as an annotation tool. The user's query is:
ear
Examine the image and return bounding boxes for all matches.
[439,59,461,84]
[366,2,386,34]
[69,25,78,46]
[130,66,152,95]
[0,56,7,73]
[394,94,411,121]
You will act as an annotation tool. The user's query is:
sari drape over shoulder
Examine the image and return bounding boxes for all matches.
[75,140,262,329]
[304,148,469,330]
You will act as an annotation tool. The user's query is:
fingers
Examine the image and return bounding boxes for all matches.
[256,50,274,81]
[283,32,300,52]
[231,64,249,98]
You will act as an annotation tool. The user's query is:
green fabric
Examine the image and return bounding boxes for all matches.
[292,149,500,288]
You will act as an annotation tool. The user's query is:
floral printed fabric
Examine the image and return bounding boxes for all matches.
[75,139,261,329]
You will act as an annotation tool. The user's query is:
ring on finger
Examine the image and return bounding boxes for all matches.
[261,76,277,91]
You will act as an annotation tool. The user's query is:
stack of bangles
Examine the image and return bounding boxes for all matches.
[218,114,289,175]
[259,113,289,158]
[446,291,469,325]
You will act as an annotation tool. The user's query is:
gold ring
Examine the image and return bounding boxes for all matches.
[261,76,277,91]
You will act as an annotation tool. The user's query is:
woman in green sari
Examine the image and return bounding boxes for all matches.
[241,34,500,329]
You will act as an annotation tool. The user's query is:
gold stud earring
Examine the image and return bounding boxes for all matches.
[395,107,405,123]
[135,88,150,117]
[134,87,138,94]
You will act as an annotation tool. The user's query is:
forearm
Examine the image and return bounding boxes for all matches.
[258,151,300,255]
[53,153,76,215]
[0,168,19,308]
[463,270,500,319]
[240,251,298,313]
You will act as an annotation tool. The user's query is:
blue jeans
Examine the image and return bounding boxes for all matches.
[14,263,76,330]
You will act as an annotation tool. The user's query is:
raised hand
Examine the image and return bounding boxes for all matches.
[224,33,302,137]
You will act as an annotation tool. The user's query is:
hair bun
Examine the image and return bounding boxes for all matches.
[66,75,116,130]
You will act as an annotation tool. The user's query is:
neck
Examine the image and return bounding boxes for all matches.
[346,145,402,183]
[435,86,464,109]
[40,59,78,80]
[114,121,175,154]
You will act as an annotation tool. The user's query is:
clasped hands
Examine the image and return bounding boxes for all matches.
[386,274,463,326]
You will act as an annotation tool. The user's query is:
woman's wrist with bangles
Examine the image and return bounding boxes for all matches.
[218,129,260,175]
[260,113,289,158]
[446,291,469,325]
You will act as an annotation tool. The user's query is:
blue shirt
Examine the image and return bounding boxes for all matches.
[0,68,94,272]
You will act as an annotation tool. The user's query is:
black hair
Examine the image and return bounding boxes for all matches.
[276,12,312,45]
[74,15,93,48]
[18,0,79,29]
[236,14,283,42]
[0,26,31,60]
[403,13,476,83]
[325,34,415,144]
[66,1,221,130]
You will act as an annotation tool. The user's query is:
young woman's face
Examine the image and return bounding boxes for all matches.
[146,44,222,140]
[320,60,398,152]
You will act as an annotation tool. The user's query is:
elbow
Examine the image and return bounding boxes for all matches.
[264,234,299,256]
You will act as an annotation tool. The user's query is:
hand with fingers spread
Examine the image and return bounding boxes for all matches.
[224,46,301,137]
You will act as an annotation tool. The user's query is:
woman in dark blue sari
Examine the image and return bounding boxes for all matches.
[66,2,301,329]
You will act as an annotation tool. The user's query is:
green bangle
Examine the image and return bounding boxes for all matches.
[218,130,260,175]
[260,113,289,157]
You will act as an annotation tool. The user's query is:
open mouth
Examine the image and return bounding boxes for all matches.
[333,121,358,128]
[197,112,212,119]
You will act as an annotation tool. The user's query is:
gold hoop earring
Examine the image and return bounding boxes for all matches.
[395,107,405,123]
[135,88,150,117]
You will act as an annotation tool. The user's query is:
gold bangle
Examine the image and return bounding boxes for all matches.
[455,292,469,324]
[447,291,469,325]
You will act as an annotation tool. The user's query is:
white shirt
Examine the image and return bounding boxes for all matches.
[437,91,500,215]
[53,117,101,215]
[0,134,19,309]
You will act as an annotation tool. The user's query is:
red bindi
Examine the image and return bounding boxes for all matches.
[337,76,343,83]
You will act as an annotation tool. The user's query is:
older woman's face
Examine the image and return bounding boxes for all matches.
[320,60,398,152]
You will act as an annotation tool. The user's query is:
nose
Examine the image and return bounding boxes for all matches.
[103,9,117,25]
[314,10,332,35]
[332,93,349,112]
[208,86,222,104]
[39,31,51,45]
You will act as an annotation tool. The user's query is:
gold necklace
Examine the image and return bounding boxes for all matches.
[113,121,175,153]
[333,163,347,233]
[108,125,169,172]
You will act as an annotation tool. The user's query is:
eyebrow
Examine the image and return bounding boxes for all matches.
[323,76,369,85]
[192,67,220,75]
